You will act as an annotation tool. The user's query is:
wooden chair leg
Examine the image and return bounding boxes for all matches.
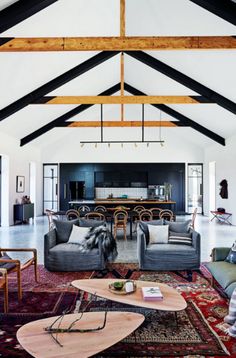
[17,266,22,301]
[4,276,8,313]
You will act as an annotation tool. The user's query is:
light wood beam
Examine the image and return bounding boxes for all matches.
[38,95,206,104]
[0,36,236,51]
[120,53,125,121]
[120,0,125,37]
[68,121,177,128]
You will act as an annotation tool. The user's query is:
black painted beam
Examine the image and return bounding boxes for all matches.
[0,0,59,34]
[20,83,121,146]
[124,83,225,146]
[189,0,236,26]
[125,51,236,115]
[0,51,119,121]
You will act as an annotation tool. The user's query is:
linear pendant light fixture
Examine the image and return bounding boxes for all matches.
[80,104,165,147]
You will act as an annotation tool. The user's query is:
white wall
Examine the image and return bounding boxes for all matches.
[204,134,236,224]
[0,132,42,226]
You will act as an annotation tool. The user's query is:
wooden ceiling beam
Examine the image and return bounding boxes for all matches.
[1,36,236,51]
[33,95,211,105]
[67,121,177,128]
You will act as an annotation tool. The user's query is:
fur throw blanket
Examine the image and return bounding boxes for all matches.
[79,225,118,262]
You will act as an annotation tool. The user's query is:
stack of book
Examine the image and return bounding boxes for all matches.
[141,286,163,301]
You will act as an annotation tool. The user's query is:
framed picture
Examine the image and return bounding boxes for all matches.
[16,176,25,193]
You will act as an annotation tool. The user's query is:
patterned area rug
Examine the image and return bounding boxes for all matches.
[0,264,235,357]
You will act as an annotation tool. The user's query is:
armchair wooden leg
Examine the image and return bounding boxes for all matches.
[34,251,38,282]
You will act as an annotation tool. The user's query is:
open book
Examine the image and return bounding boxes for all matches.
[142,286,163,301]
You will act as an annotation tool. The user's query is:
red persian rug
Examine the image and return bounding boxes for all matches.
[0,264,235,357]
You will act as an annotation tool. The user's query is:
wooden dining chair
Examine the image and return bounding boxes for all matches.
[133,205,145,213]
[45,209,60,231]
[66,209,80,220]
[190,208,198,229]
[159,209,175,221]
[94,205,107,212]
[139,209,153,222]
[85,212,105,221]
[0,268,8,313]
[77,205,91,214]
[150,207,162,220]
[0,248,38,301]
[132,206,146,233]
[113,210,128,240]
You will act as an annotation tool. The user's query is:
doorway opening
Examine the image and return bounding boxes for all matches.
[187,164,203,214]
[209,161,216,214]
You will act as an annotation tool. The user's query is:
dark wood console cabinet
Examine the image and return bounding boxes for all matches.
[14,203,34,224]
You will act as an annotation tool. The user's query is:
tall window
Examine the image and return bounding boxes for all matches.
[43,164,58,212]
[187,164,203,214]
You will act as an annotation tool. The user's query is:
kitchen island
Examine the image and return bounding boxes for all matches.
[69,199,176,212]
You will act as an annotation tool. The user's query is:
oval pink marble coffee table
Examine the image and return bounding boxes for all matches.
[72,279,187,311]
[17,311,144,358]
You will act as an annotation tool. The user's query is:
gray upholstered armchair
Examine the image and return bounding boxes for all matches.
[44,219,106,271]
[137,223,201,271]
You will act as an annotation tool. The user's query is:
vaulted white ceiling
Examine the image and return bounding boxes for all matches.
[0,0,235,149]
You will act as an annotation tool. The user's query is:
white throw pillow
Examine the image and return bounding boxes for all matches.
[67,225,91,245]
[148,224,169,244]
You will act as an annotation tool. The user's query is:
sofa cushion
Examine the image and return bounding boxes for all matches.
[168,231,192,246]
[165,220,191,233]
[206,261,236,289]
[67,225,91,245]
[148,224,169,244]
[139,219,164,244]
[53,219,80,244]
[225,243,236,264]
[79,218,105,228]
[146,243,196,254]
[50,243,99,255]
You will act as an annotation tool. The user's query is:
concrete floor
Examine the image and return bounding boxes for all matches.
[0,214,235,265]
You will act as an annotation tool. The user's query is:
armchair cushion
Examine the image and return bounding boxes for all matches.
[168,231,192,245]
[225,242,236,264]
[139,219,164,244]
[67,225,91,245]
[148,224,169,244]
[79,218,105,228]
[165,219,191,233]
[53,219,80,243]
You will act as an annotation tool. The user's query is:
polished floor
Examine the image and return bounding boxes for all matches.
[0,214,235,265]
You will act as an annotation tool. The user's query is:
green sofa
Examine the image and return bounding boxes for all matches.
[206,247,236,298]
